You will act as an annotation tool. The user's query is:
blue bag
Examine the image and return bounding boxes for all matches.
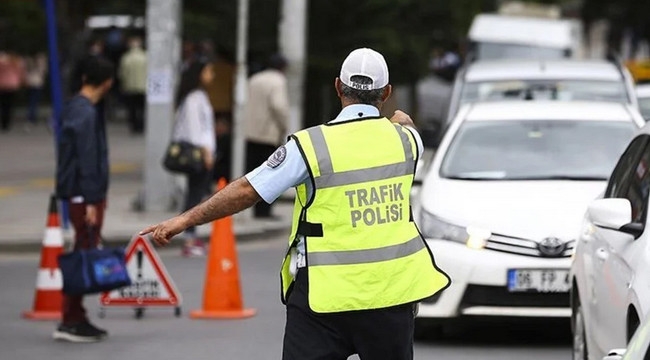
[58,233,131,296]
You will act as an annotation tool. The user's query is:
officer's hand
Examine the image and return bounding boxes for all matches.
[390,110,415,128]
[140,215,189,246]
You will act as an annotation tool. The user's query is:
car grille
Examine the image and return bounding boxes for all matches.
[485,233,575,258]
[461,285,569,308]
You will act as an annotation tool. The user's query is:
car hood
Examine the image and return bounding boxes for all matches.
[419,179,606,241]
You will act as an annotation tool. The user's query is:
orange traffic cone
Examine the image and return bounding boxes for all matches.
[22,195,64,320]
[190,178,256,319]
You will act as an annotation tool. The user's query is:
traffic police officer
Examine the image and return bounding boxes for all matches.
[142,47,450,360]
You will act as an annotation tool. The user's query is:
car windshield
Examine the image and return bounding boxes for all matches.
[461,80,628,104]
[475,42,567,60]
[440,120,636,180]
[639,96,650,120]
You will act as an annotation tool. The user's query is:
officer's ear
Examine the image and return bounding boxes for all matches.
[334,77,344,99]
[381,84,392,102]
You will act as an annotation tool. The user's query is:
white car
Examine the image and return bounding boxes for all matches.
[414,101,643,336]
[445,59,638,124]
[571,123,650,360]
[637,84,650,121]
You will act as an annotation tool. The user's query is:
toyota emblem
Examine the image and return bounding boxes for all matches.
[538,237,566,257]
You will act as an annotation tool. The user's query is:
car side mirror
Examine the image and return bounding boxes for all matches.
[602,348,626,360]
[588,198,644,238]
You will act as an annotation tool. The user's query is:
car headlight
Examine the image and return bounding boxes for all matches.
[418,210,491,250]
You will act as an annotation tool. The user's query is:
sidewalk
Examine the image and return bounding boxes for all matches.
[0,120,294,252]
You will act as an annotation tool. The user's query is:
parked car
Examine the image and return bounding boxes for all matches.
[445,59,638,125]
[571,122,650,360]
[414,101,644,337]
[599,305,650,360]
[637,84,650,121]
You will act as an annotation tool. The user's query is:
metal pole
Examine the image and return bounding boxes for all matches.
[44,0,69,228]
[144,0,181,211]
[279,0,308,134]
[231,0,250,180]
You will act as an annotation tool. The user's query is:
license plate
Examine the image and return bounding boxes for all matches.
[507,269,570,293]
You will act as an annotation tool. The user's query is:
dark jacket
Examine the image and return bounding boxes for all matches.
[56,95,109,204]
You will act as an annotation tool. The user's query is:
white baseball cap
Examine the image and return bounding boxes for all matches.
[339,48,389,90]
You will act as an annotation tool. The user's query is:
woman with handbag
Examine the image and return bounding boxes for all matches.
[170,60,216,257]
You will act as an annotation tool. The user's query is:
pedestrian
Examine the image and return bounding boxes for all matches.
[243,53,289,219]
[119,36,147,134]
[23,51,48,130]
[53,57,114,342]
[141,48,451,359]
[0,50,24,132]
[69,38,108,125]
[170,60,216,257]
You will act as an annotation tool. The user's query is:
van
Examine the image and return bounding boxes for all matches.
[468,14,581,60]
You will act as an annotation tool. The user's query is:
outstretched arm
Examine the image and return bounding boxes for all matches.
[140,177,262,246]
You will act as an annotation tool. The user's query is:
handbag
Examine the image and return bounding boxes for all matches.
[162,140,205,175]
[58,227,131,296]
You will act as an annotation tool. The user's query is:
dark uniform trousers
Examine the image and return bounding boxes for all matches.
[282,270,415,360]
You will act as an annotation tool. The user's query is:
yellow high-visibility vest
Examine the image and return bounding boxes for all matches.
[280,117,450,313]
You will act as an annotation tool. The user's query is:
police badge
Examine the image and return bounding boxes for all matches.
[267,145,287,168]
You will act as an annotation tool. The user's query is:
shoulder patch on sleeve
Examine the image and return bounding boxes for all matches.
[266,145,287,168]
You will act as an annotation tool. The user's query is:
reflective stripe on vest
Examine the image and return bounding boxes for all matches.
[305,125,414,189]
[308,235,424,266]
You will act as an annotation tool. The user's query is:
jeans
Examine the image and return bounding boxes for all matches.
[124,93,145,133]
[27,87,42,124]
[184,170,212,236]
[62,200,106,325]
[0,90,16,131]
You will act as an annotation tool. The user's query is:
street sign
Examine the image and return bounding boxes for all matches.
[99,236,182,318]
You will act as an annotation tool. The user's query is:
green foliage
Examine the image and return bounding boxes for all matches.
[182,0,280,64]
[0,0,47,53]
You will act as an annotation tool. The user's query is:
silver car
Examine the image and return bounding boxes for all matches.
[446,59,638,125]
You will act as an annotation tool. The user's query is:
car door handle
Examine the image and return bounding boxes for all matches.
[596,248,609,261]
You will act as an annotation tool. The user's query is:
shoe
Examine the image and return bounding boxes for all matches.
[82,321,108,338]
[189,240,206,257]
[181,242,192,257]
[182,239,206,257]
[52,322,107,342]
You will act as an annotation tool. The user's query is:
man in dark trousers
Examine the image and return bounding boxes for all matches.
[243,54,289,219]
[54,57,114,342]
[141,48,450,359]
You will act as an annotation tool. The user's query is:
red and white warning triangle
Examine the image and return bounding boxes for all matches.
[100,235,181,307]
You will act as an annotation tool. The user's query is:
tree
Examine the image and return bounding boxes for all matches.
[303,0,498,124]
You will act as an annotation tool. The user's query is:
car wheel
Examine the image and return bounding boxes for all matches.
[573,302,588,360]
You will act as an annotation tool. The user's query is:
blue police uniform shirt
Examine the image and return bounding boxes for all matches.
[245,104,424,255]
